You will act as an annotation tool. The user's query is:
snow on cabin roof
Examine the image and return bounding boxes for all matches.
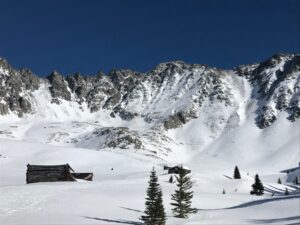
[181,166,190,170]
[168,165,190,170]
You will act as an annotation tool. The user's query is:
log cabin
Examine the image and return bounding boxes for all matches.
[165,165,191,174]
[26,164,76,183]
[26,164,94,183]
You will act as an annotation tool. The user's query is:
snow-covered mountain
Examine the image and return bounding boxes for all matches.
[0,53,299,161]
[1,54,299,125]
[1,54,300,225]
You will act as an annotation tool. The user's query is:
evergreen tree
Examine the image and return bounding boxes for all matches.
[222,189,226,194]
[154,189,167,225]
[250,174,264,195]
[233,166,241,179]
[140,167,166,225]
[284,188,289,195]
[171,167,197,218]
[277,178,282,184]
[169,175,173,183]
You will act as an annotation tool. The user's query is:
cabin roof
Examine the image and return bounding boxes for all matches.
[169,165,191,170]
[280,166,300,173]
[27,164,74,172]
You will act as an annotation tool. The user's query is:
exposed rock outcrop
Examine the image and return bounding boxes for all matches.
[88,127,143,149]
[0,54,299,131]
[47,71,71,103]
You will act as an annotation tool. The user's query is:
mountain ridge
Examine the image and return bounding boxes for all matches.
[0,53,299,126]
[0,53,299,158]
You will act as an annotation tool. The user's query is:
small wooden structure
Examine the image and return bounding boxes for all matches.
[280,162,300,184]
[164,165,191,174]
[280,162,300,174]
[26,164,93,183]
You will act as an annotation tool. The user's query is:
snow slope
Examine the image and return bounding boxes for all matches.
[0,137,299,225]
[0,54,300,224]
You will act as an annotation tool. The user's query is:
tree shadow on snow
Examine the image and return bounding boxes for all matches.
[249,215,300,224]
[228,195,300,209]
[196,195,300,212]
[119,206,143,213]
[83,216,143,225]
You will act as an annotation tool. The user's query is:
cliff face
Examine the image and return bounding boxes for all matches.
[1,54,299,128]
[0,58,40,117]
[0,54,299,153]
[236,54,300,127]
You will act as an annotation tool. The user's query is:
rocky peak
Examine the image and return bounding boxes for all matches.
[109,69,141,87]
[46,71,71,102]
[256,53,290,73]
[236,54,300,128]
[284,55,300,75]
[0,54,299,130]
[107,70,141,105]
[150,61,205,75]
[47,71,63,82]
[0,57,11,71]
[66,72,86,94]
[0,60,34,117]
[19,68,40,91]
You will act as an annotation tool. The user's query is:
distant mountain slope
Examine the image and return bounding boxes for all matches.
[0,54,299,161]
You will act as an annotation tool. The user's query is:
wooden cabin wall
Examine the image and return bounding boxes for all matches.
[26,165,75,183]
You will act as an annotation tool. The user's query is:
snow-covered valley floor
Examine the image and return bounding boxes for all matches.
[0,133,299,225]
[0,106,300,225]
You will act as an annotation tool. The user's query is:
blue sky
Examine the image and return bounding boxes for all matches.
[0,0,299,76]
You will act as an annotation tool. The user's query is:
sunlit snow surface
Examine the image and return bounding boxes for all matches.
[0,112,299,224]
[0,61,300,224]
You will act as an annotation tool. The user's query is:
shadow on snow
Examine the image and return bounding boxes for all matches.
[119,206,143,213]
[83,216,142,225]
[249,215,300,224]
[228,194,300,209]
[196,194,300,211]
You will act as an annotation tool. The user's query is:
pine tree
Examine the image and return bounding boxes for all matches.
[284,188,289,195]
[154,189,167,225]
[222,189,226,194]
[277,178,282,184]
[169,175,173,183]
[233,166,241,179]
[140,167,166,225]
[171,167,197,218]
[250,174,264,195]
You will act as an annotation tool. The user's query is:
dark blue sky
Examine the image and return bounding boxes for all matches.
[0,0,299,76]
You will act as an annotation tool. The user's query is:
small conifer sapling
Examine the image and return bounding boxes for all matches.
[169,175,173,183]
[284,188,289,195]
[277,178,282,184]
